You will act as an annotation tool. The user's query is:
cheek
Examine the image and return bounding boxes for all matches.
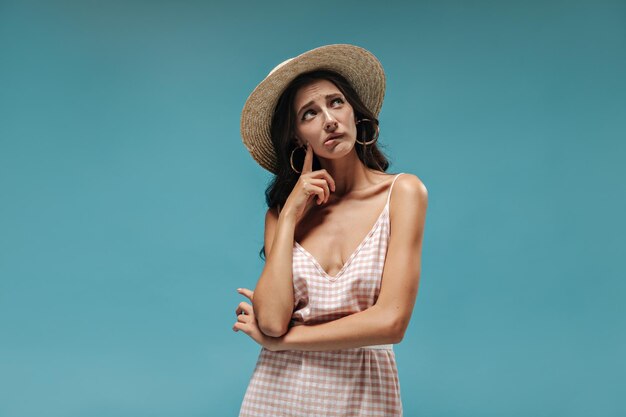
[343,109,356,126]
[299,123,319,137]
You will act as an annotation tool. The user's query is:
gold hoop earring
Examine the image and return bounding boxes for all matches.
[290,144,306,174]
[355,118,379,145]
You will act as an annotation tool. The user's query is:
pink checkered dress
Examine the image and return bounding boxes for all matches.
[239,173,405,417]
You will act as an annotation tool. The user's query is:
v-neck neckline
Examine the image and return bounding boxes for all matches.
[293,197,390,281]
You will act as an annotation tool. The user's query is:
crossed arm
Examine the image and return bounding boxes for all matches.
[234,175,428,352]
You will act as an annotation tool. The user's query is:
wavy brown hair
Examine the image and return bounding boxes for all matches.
[258,69,392,260]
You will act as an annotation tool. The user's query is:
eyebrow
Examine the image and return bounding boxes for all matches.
[297,93,343,116]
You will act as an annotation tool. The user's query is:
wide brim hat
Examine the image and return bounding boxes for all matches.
[240,44,386,174]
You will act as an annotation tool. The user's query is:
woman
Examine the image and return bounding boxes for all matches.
[233,44,428,416]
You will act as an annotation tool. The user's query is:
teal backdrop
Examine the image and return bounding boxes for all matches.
[1,1,624,416]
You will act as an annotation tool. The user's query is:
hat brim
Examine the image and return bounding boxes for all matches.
[240,44,386,174]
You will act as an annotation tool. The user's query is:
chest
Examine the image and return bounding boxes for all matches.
[294,196,388,278]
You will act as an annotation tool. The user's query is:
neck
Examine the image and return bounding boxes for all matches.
[317,148,381,197]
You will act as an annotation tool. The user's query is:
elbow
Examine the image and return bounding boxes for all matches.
[256,311,290,337]
[253,298,291,338]
[392,330,405,344]
[258,320,288,338]
[389,316,408,344]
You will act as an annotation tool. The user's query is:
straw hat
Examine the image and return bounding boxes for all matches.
[240,44,386,174]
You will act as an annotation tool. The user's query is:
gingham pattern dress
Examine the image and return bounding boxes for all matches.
[239,173,405,417]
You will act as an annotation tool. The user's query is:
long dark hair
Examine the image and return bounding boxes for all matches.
[258,69,391,260]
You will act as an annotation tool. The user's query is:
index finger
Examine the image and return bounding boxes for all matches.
[237,288,254,301]
[301,142,313,175]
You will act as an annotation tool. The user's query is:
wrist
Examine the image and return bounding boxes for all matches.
[266,335,284,352]
[278,209,297,225]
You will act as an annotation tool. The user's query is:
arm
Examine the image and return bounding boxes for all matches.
[273,304,397,351]
[252,206,296,337]
[271,175,428,352]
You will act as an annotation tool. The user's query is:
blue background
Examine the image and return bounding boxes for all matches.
[1,1,624,416]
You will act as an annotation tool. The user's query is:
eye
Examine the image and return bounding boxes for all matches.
[301,110,315,121]
[301,97,345,121]
[302,109,315,120]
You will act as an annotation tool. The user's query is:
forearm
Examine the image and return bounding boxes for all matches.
[253,213,296,336]
[272,305,399,352]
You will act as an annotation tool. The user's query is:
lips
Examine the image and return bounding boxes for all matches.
[324,134,342,144]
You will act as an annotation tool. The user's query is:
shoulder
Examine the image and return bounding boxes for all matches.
[264,205,280,236]
[266,205,280,223]
[392,173,428,201]
[263,205,281,254]
[389,173,428,228]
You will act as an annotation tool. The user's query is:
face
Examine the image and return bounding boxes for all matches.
[292,78,357,156]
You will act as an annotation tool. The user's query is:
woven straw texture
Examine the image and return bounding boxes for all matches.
[240,44,386,174]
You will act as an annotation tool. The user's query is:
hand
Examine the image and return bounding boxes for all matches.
[232,288,280,351]
[282,143,336,224]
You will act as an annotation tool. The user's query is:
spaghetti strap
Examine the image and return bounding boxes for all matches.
[386,173,405,207]
[240,172,404,416]
[277,173,404,215]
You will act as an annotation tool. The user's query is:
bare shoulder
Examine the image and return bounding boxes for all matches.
[393,173,428,199]
[266,205,280,221]
[264,205,280,255]
[265,205,280,233]
[389,173,428,223]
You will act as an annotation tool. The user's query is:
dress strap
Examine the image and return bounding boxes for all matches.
[386,173,405,207]
[277,174,404,214]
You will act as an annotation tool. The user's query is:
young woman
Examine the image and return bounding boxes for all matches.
[234,44,428,416]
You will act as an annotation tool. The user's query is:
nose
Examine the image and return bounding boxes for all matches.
[323,109,338,131]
